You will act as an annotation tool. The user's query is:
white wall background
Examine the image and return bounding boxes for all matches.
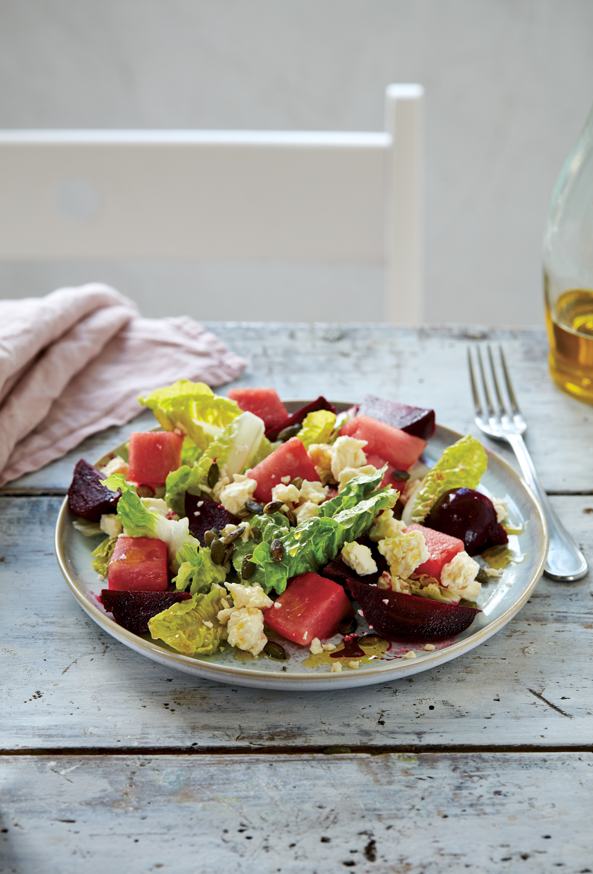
[0,0,592,325]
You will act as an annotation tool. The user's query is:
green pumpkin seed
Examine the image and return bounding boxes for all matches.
[135,484,155,498]
[223,543,234,564]
[245,499,264,515]
[204,529,218,547]
[291,477,303,489]
[358,633,385,647]
[251,527,262,541]
[271,539,284,561]
[338,616,358,635]
[241,556,256,580]
[207,462,220,489]
[264,641,288,661]
[264,500,283,515]
[392,469,411,482]
[286,509,297,525]
[476,567,491,584]
[222,526,244,546]
[210,538,225,565]
[277,423,302,442]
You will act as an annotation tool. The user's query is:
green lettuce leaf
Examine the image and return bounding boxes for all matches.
[91,536,117,577]
[148,585,227,656]
[407,434,488,524]
[181,439,202,466]
[139,380,240,450]
[231,469,397,594]
[103,473,197,571]
[298,410,336,449]
[173,541,228,596]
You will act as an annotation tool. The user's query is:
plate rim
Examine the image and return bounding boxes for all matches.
[54,409,549,690]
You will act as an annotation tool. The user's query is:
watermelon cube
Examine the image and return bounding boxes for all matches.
[406,523,465,581]
[340,415,426,470]
[358,395,436,441]
[247,436,320,504]
[264,572,351,645]
[108,536,169,592]
[128,431,183,487]
[226,387,288,431]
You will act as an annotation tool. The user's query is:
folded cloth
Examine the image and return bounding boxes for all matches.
[0,284,247,486]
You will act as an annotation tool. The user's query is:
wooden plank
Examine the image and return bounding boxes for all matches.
[1,752,592,873]
[2,494,592,751]
[2,324,587,494]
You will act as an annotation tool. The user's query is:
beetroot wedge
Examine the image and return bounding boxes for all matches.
[265,396,337,441]
[68,459,120,522]
[347,578,480,642]
[185,493,238,544]
[358,395,436,441]
[99,590,192,635]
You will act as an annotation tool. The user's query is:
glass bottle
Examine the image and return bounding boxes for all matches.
[543,99,593,403]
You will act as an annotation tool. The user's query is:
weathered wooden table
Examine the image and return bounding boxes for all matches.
[2,324,592,873]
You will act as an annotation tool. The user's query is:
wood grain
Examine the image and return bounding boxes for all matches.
[2,324,591,494]
[1,753,592,874]
[2,494,592,751]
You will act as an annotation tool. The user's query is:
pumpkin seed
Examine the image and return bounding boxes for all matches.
[271,539,284,561]
[241,556,256,580]
[207,462,220,489]
[290,477,303,489]
[222,526,244,546]
[264,500,283,515]
[204,529,218,547]
[358,633,385,647]
[251,527,262,541]
[264,641,288,661]
[476,567,491,584]
[286,509,297,525]
[245,499,264,515]
[338,616,358,635]
[135,484,155,498]
[223,543,234,564]
[277,423,302,442]
[391,469,410,482]
[210,538,225,565]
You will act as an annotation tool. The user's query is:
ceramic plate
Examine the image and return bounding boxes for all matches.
[55,402,548,690]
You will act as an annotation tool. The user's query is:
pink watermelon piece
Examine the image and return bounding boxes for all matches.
[227,387,288,431]
[247,436,320,503]
[358,395,436,441]
[128,431,183,487]
[263,572,352,645]
[406,523,465,581]
[108,536,169,592]
[340,415,427,470]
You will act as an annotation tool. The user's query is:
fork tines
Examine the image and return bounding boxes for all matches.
[468,344,522,421]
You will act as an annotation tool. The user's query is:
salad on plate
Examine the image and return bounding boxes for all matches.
[65,381,516,673]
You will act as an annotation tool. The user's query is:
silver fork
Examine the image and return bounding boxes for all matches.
[468,345,588,581]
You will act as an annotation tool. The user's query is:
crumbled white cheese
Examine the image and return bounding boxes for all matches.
[482,566,503,579]
[403,651,416,659]
[99,514,122,539]
[440,552,481,601]
[341,541,378,577]
[218,477,257,516]
[203,620,213,629]
[424,644,436,651]
[322,643,337,652]
[492,498,508,523]
[99,455,129,478]
[378,530,429,580]
[226,607,267,656]
[348,661,360,669]
[338,465,377,492]
[280,475,291,484]
[308,443,333,480]
[225,582,273,611]
[141,497,170,516]
[369,509,406,542]
[331,662,343,673]
[310,638,323,655]
[299,480,328,504]
[216,607,234,625]
[294,501,320,523]
[330,436,368,480]
[272,483,301,504]
[220,522,252,543]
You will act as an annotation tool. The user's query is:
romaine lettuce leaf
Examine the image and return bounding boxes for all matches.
[407,434,488,524]
[148,585,227,655]
[231,469,397,594]
[103,473,197,571]
[298,410,336,449]
[139,380,240,450]
[91,536,117,577]
[173,541,227,596]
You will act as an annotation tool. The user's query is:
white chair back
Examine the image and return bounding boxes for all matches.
[0,84,423,323]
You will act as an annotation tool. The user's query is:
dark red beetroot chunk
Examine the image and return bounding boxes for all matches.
[100,590,191,635]
[358,395,436,442]
[185,493,238,544]
[347,578,480,642]
[68,459,120,522]
[424,488,508,556]
[265,396,337,441]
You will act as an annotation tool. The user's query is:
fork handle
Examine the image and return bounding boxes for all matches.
[507,433,588,581]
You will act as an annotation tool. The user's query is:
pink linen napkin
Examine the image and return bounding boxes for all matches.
[0,284,247,486]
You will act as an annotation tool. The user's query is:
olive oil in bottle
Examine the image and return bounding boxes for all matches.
[543,99,593,403]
